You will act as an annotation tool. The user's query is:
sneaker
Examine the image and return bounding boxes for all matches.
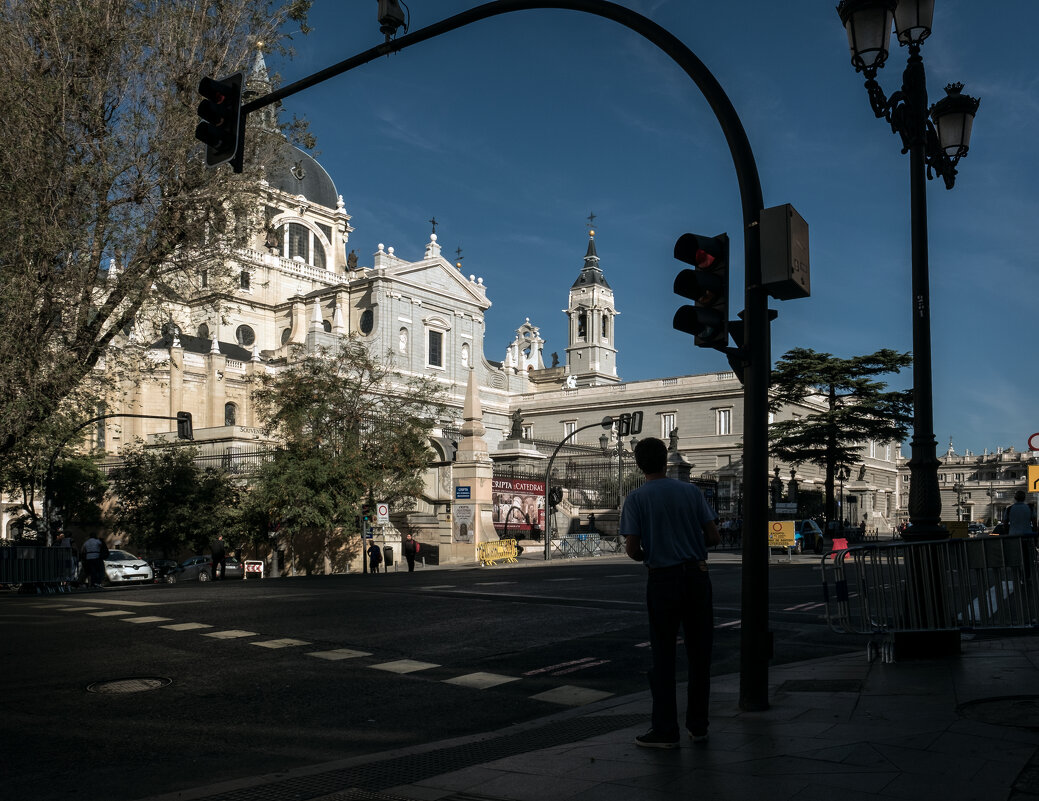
[688,730,709,743]
[635,730,680,749]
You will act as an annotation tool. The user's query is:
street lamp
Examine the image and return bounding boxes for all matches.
[837,0,979,540]
[952,481,965,521]
[599,430,628,509]
[837,464,851,533]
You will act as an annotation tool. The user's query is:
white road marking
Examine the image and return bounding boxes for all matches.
[552,659,610,676]
[120,616,173,624]
[443,672,520,689]
[523,657,597,677]
[370,659,440,674]
[88,610,133,617]
[204,630,258,639]
[251,638,310,649]
[306,648,372,661]
[529,685,613,706]
[161,622,213,631]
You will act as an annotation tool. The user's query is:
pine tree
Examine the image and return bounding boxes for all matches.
[769,348,913,529]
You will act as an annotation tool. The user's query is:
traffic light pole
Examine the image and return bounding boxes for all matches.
[236,0,772,712]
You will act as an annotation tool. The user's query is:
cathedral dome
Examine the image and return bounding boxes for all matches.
[267,141,339,210]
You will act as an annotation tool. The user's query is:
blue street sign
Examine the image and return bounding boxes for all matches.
[455,486,471,499]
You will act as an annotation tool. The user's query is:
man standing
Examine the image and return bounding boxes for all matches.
[211,535,226,580]
[367,541,382,574]
[1005,491,1037,534]
[403,533,419,572]
[80,533,108,590]
[621,437,720,749]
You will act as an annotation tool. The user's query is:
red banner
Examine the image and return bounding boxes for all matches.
[493,477,545,535]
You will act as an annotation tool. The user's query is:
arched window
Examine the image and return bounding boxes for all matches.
[322,319,332,333]
[577,312,587,340]
[281,328,291,345]
[279,222,327,269]
[197,323,210,341]
[224,402,237,427]
[235,325,255,347]
[602,315,609,340]
[359,309,374,335]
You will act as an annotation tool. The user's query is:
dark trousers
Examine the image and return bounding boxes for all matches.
[646,562,713,737]
[405,554,416,572]
[213,556,225,579]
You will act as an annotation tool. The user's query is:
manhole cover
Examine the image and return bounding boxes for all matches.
[87,677,172,694]
[958,696,1039,730]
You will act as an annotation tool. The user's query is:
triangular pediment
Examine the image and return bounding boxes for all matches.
[384,258,491,310]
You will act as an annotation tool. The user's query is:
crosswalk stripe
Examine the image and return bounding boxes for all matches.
[307,648,372,661]
[204,630,258,639]
[443,672,520,689]
[529,685,613,706]
[161,622,213,631]
[121,616,173,624]
[251,638,310,649]
[88,610,133,617]
[370,659,439,674]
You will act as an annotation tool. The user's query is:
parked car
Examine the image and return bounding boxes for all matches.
[166,555,214,583]
[968,522,987,537]
[165,555,245,583]
[103,550,154,584]
[148,558,179,583]
[794,519,825,554]
[221,556,245,580]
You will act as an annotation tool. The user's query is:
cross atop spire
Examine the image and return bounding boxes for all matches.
[429,216,438,234]
[587,211,596,233]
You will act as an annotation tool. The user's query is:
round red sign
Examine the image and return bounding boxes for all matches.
[1030,432,1039,451]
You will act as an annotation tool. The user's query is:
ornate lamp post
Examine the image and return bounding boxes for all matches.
[837,0,979,540]
[837,464,851,533]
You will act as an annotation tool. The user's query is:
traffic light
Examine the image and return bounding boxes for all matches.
[195,73,243,169]
[673,232,729,350]
[617,413,631,437]
[176,411,193,440]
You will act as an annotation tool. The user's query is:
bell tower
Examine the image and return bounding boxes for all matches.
[564,228,619,386]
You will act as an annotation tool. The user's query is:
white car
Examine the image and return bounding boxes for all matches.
[103,550,154,584]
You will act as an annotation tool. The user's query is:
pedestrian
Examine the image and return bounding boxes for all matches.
[1004,491,1037,535]
[80,533,109,590]
[403,533,420,572]
[367,541,382,574]
[621,437,720,749]
[211,535,226,580]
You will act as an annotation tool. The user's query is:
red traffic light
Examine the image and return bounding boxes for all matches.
[195,73,243,170]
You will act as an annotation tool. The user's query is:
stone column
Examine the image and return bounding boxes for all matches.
[447,367,494,564]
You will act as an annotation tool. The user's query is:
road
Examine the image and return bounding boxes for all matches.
[0,553,855,801]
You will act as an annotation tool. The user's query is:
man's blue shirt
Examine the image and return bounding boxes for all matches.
[619,478,715,568]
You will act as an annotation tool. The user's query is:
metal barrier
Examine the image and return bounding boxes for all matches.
[822,535,1039,659]
[556,534,613,558]
[477,539,519,566]
[0,546,80,593]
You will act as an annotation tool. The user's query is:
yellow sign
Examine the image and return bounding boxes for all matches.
[1029,464,1039,494]
[767,520,795,548]
[944,520,970,539]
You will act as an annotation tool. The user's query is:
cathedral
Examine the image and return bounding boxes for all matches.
[2,54,906,557]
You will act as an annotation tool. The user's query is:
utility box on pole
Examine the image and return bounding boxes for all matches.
[761,204,810,300]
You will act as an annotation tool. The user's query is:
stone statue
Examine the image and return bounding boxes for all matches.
[858,464,867,481]
[551,351,559,367]
[347,249,358,270]
[564,374,577,389]
[509,409,524,439]
[668,428,680,452]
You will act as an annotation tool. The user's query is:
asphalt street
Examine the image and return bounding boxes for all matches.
[0,553,855,801]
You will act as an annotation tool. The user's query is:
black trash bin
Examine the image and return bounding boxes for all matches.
[383,546,393,568]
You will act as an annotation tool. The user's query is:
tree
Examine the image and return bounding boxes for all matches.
[108,443,241,557]
[245,342,448,573]
[768,348,913,529]
[0,0,312,458]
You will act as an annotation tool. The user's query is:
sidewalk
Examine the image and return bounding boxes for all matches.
[142,632,1039,801]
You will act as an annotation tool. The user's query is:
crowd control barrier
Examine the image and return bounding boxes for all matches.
[477,539,519,566]
[822,534,1039,661]
[0,545,80,593]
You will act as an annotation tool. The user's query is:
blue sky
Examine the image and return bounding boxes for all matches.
[264,1,1038,456]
